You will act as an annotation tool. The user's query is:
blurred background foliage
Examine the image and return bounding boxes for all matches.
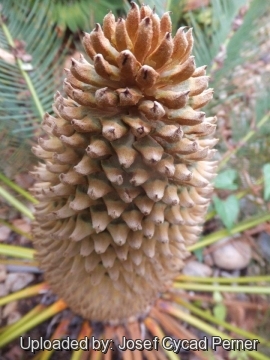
[1,0,270,356]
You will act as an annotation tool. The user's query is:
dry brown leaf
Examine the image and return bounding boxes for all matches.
[0,48,15,64]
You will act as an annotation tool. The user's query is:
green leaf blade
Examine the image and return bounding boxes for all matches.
[214,168,238,190]
[213,195,240,230]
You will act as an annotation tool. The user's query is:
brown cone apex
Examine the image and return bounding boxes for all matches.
[31,3,217,323]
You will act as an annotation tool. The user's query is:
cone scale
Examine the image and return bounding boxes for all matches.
[31,3,217,323]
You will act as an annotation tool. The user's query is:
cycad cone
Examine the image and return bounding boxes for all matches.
[31,3,217,323]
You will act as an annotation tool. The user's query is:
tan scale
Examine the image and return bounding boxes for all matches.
[31,3,217,323]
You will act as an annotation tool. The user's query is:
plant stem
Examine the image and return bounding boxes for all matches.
[172,296,270,346]
[175,292,270,311]
[158,300,269,360]
[150,307,213,360]
[188,212,270,252]
[173,283,270,295]
[0,243,34,259]
[0,218,32,240]
[0,172,38,204]
[0,186,34,219]
[0,20,45,120]
[0,258,38,267]
[0,305,45,342]
[37,318,71,360]
[0,300,67,348]
[70,322,92,360]
[144,317,181,360]
[175,275,270,284]
[218,111,270,170]
[0,283,48,307]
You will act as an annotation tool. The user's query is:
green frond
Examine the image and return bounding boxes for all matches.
[0,0,68,175]
[188,0,248,69]
[187,0,270,179]
[214,0,270,83]
[49,0,173,32]
[50,0,130,32]
[167,0,186,34]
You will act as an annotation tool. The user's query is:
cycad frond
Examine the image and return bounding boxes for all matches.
[214,0,270,83]
[51,0,129,32]
[189,0,248,68]
[0,0,67,175]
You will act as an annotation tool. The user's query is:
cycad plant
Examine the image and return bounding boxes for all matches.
[31,2,217,323]
[1,1,270,360]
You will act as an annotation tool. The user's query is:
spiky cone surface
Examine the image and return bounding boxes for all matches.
[31,3,217,323]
